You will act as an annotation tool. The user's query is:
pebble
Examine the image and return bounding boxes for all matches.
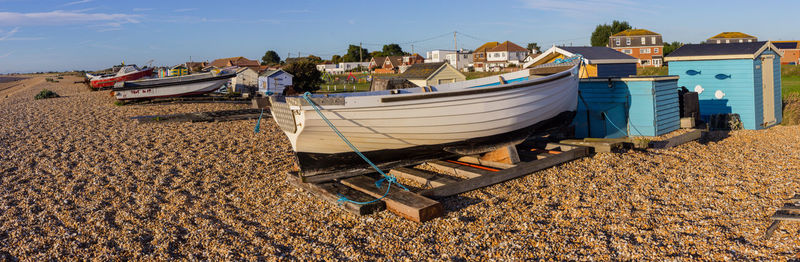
[1,74,799,260]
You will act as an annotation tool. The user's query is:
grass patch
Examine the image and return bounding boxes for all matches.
[783,94,800,125]
[464,71,503,80]
[34,89,59,100]
[318,82,372,93]
[45,78,59,83]
[637,67,668,76]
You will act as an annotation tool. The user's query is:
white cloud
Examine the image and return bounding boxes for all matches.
[63,0,93,6]
[0,26,18,40]
[520,0,650,15]
[174,8,197,12]
[0,11,140,26]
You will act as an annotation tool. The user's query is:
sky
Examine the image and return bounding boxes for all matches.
[0,0,798,73]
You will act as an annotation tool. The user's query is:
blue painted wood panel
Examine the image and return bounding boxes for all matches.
[597,63,637,78]
[668,59,761,129]
[574,78,680,138]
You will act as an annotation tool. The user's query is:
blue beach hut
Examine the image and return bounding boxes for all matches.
[665,42,783,129]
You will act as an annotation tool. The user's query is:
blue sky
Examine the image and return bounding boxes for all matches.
[0,0,798,73]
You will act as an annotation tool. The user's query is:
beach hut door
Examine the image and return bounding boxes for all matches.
[761,55,776,125]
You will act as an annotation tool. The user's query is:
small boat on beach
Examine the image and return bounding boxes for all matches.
[270,63,580,178]
[112,71,236,100]
[86,65,154,89]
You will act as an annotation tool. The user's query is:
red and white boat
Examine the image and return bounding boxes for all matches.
[86,65,154,89]
[113,71,236,100]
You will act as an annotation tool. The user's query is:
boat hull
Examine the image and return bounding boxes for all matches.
[270,66,580,176]
[89,68,153,89]
[113,74,232,100]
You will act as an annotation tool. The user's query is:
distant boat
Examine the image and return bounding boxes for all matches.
[112,71,236,100]
[270,64,580,177]
[86,65,154,89]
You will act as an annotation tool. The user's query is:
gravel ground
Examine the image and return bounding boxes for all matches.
[1,75,800,260]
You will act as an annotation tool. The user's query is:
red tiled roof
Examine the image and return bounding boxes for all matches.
[488,41,528,52]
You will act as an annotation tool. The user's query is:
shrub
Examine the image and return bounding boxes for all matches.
[34,89,59,100]
[783,93,800,125]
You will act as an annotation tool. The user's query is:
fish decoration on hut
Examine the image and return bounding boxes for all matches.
[686,70,702,76]
[715,74,732,80]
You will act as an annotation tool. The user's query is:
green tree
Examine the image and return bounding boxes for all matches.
[283,61,323,93]
[527,42,541,53]
[261,50,281,65]
[369,51,382,58]
[331,55,342,64]
[306,55,322,64]
[381,43,407,56]
[663,41,683,56]
[591,20,632,47]
[342,45,370,62]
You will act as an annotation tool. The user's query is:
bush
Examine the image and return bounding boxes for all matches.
[34,89,59,100]
[783,93,800,125]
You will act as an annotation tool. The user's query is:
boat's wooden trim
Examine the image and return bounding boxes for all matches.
[113,73,235,90]
[380,71,572,103]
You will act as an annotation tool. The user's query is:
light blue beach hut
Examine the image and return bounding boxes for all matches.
[665,42,783,129]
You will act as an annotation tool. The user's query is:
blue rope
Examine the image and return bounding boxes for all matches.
[254,108,264,133]
[301,92,409,205]
[601,111,627,136]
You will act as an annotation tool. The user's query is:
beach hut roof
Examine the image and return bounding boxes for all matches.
[664,41,782,61]
[399,62,448,79]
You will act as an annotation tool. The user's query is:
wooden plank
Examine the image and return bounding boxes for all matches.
[778,205,800,212]
[456,156,516,169]
[480,145,520,165]
[651,129,703,149]
[764,220,782,240]
[771,213,800,222]
[390,167,461,188]
[341,176,443,222]
[286,173,385,215]
[560,139,622,153]
[427,160,493,179]
[301,157,438,184]
[420,146,589,198]
[790,194,800,202]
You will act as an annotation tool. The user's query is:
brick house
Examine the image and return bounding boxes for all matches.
[706,32,757,44]
[209,56,260,71]
[773,41,800,65]
[484,41,529,71]
[608,29,664,67]
[472,41,499,72]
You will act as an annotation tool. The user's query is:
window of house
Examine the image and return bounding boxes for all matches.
[641,37,645,44]
[748,39,753,42]
[652,36,656,44]
[615,38,620,46]
[654,48,659,54]
[716,40,720,43]
[626,38,631,45]
[642,48,650,54]
[653,59,661,66]
[725,39,730,43]
[433,54,438,59]
[622,49,632,54]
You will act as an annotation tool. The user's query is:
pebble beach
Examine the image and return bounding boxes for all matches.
[1,75,800,260]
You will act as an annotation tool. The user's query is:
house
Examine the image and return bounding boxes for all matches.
[665,41,783,130]
[608,29,664,67]
[209,56,260,71]
[426,49,474,71]
[402,54,425,66]
[485,41,529,71]
[369,56,403,74]
[773,41,800,65]
[169,64,188,76]
[525,46,638,78]
[340,62,370,72]
[706,32,757,44]
[472,42,500,72]
[230,67,259,93]
[258,69,293,95]
[185,62,207,73]
[398,62,466,87]
[574,76,680,138]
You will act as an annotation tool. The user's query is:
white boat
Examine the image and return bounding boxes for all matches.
[113,71,236,100]
[270,64,580,177]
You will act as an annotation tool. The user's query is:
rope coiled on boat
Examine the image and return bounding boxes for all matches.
[301,92,409,205]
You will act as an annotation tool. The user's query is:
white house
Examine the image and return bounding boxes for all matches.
[258,69,293,95]
[485,41,529,71]
[425,49,473,71]
[231,67,259,93]
[339,62,370,72]
[316,62,369,74]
